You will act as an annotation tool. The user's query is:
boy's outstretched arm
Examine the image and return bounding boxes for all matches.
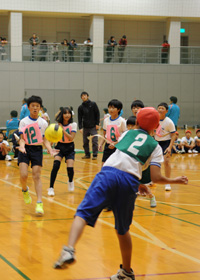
[150,165,188,185]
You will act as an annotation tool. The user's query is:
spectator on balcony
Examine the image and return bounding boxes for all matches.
[84,38,93,62]
[118,35,127,63]
[51,43,59,62]
[29,33,40,61]
[61,39,69,62]
[68,39,77,62]
[161,40,170,64]
[39,40,48,61]
[0,37,7,61]
[106,36,117,63]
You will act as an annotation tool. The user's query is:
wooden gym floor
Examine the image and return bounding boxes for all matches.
[0,130,200,280]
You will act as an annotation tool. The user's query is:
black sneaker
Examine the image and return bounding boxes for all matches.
[54,246,76,268]
[82,155,90,159]
[92,156,97,160]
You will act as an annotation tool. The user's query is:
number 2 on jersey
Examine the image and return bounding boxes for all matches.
[127,134,147,155]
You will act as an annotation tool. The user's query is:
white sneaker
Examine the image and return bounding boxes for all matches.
[5,155,12,161]
[68,181,74,192]
[188,149,192,154]
[48,188,55,196]
[165,184,171,191]
[54,246,76,268]
[192,149,198,153]
[150,195,157,207]
[111,265,135,280]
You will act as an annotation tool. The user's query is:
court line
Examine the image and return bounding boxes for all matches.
[71,270,200,279]
[0,254,31,280]
[1,179,200,266]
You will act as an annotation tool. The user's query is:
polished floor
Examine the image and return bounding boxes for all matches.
[0,131,200,280]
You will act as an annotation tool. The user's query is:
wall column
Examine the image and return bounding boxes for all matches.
[90,16,104,63]
[166,18,181,64]
[8,12,22,62]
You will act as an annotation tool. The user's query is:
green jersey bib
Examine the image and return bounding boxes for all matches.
[115,130,158,165]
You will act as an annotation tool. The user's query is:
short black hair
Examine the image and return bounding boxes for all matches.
[108,99,123,115]
[10,110,18,118]
[23,98,28,103]
[103,108,108,114]
[122,35,126,39]
[0,131,4,137]
[55,107,73,125]
[157,102,168,110]
[170,96,178,104]
[127,116,136,126]
[27,95,43,107]
[131,100,144,109]
[80,91,89,97]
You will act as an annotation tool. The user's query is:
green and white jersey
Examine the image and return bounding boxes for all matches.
[104,129,163,179]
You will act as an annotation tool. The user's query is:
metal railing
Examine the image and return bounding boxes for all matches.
[0,43,10,61]
[104,45,169,64]
[22,43,93,62]
[180,47,200,64]
[3,43,200,64]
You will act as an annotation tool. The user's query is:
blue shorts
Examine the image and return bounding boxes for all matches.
[76,166,139,235]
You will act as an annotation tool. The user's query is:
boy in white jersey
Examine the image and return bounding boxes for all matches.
[154,102,176,191]
[99,99,126,166]
[54,107,188,280]
[18,95,59,215]
[0,132,11,161]
[181,130,196,153]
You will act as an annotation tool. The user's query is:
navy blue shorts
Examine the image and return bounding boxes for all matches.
[0,152,5,160]
[102,143,116,162]
[18,145,43,167]
[158,140,171,155]
[75,166,139,235]
[55,142,75,161]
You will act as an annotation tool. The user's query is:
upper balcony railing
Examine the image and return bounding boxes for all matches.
[22,43,93,62]
[2,43,200,64]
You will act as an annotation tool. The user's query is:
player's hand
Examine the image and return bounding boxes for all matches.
[49,149,60,156]
[98,144,103,152]
[96,125,100,130]
[174,176,188,184]
[137,184,151,196]
[19,146,26,154]
[108,144,115,149]
[164,147,171,157]
[79,129,83,134]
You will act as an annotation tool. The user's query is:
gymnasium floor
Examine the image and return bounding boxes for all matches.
[0,130,200,280]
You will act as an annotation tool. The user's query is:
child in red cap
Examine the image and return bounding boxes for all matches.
[172,131,185,153]
[181,130,196,153]
[54,107,188,280]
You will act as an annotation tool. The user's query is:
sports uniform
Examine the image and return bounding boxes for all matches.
[155,117,175,154]
[18,116,48,167]
[49,122,77,194]
[0,139,10,160]
[76,129,163,234]
[102,116,126,162]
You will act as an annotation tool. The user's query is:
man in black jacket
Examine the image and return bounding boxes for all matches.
[78,92,100,159]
